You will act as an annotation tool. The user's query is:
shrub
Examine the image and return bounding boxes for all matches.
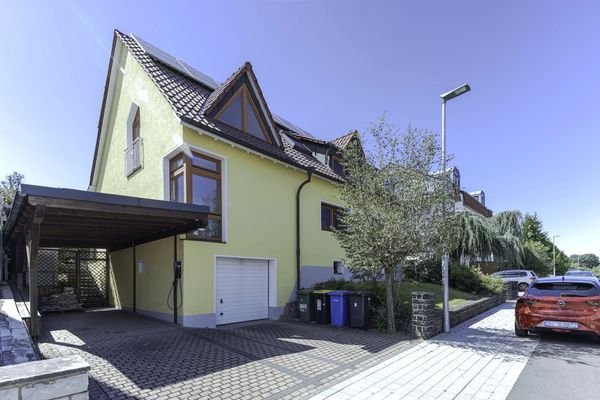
[479,273,504,295]
[312,278,356,291]
[450,264,503,295]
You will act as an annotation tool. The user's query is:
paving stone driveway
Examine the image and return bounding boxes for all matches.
[37,310,418,399]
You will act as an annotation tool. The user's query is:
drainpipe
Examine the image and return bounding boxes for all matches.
[296,168,313,293]
[132,242,136,313]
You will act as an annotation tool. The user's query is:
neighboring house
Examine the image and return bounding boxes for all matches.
[90,30,356,327]
[449,167,495,267]
[450,167,493,218]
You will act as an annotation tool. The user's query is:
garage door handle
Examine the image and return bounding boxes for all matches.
[220,299,223,304]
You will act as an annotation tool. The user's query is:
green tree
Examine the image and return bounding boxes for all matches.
[452,210,523,267]
[521,213,550,246]
[523,241,552,275]
[0,171,24,205]
[579,253,600,269]
[334,120,455,333]
[555,250,570,275]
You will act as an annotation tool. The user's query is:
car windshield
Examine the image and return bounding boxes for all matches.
[565,271,594,277]
[528,281,600,297]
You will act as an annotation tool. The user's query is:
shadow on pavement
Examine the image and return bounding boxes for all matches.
[36,308,412,399]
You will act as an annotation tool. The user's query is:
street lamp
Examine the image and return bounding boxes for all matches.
[552,235,560,276]
[440,83,471,334]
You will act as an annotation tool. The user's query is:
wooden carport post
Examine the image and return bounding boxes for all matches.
[15,235,25,289]
[25,204,46,339]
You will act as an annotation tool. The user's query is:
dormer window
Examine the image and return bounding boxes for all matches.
[216,85,271,143]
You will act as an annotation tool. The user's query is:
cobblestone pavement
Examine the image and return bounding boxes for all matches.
[310,302,539,400]
[37,309,418,399]
[0,283,37,366]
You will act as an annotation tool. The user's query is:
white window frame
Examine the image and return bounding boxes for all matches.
[124,102,143,176]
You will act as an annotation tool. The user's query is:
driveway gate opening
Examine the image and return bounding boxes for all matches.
[27,248,109,307]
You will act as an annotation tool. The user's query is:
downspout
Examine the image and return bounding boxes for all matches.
[132,242,136,313]
[296,168,313,292]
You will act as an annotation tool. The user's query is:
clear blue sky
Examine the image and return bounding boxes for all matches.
[0,1,598,256]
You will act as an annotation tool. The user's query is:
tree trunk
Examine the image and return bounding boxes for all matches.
[385,269,396,333]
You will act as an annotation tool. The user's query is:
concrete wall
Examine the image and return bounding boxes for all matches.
[0,355,89,400]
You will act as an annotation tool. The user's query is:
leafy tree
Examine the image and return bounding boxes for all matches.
[452,210,523,267]
[0,171,24,205]
[555,250,570,275]
[523,241,552,275]
[521,213,550,247]
[579,253,600,269]
[335,120,455,333]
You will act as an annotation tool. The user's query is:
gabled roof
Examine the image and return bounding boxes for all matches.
[331,132,357,149]
[460,190,493,218]
[200,61,281,146]
[91,30,349,186]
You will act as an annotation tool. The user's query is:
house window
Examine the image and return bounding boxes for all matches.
[216,85,271,143]
[333,260,344,275]
[125,106,143,176]
[321,203,342,231]
[330,155,345,176]
[169,156,184,203]
[169,151,222,241]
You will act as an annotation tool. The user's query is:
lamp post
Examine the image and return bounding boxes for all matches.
[552,235,560,276]
[440,83,471,333]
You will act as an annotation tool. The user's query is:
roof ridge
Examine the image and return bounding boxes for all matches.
[201,62,252,114]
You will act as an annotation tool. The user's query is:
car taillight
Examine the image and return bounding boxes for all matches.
[585,301,600,307]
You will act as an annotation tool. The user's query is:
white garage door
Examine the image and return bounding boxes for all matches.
[215,257,269,325]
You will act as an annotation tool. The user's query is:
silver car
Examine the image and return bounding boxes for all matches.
[492,269,538,291]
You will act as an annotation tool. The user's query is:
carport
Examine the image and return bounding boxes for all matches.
[2,184,209,338]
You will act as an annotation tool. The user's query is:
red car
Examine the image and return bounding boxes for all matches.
[515,276,600,337]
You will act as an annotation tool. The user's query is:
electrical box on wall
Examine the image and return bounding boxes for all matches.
[137,261,147,274]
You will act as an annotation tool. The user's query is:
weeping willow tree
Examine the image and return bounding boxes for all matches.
[453,210,524,267]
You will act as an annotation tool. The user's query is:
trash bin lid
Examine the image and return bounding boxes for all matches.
[349,291,374,297]
[313,289,333,294]
[329,290,353,296]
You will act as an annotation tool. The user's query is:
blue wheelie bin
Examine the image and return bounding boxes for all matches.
[329,290,352,327]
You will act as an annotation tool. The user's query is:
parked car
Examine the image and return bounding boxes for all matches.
[515,276,600,337]
[491,269,537,291]
[565,270,595,277]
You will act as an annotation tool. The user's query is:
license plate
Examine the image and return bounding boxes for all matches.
[543,320,579,329]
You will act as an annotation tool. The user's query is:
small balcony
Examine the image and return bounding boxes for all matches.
[124,137,143,176]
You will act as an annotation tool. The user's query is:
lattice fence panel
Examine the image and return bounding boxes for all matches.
[79,251,108,307]
[29,248,108,307]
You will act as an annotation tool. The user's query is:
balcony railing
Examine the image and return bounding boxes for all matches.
[124,137,142,176]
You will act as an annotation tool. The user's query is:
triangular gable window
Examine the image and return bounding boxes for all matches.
[216,85,271,143]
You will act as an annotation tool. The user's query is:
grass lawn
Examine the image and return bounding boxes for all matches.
[396,282,483,310]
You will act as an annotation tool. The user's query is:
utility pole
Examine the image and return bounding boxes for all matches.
[440,83,470,333]
[552,235,560,276]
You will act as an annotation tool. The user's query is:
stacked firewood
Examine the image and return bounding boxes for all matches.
[40,287,83,312]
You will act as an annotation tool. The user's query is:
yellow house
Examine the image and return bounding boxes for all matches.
[89,30,359,328]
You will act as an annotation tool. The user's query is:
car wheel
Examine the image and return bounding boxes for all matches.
[518,282,529,292]
[515,322,528,337]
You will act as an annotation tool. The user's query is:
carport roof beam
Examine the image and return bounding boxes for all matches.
[3,184,210,251]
